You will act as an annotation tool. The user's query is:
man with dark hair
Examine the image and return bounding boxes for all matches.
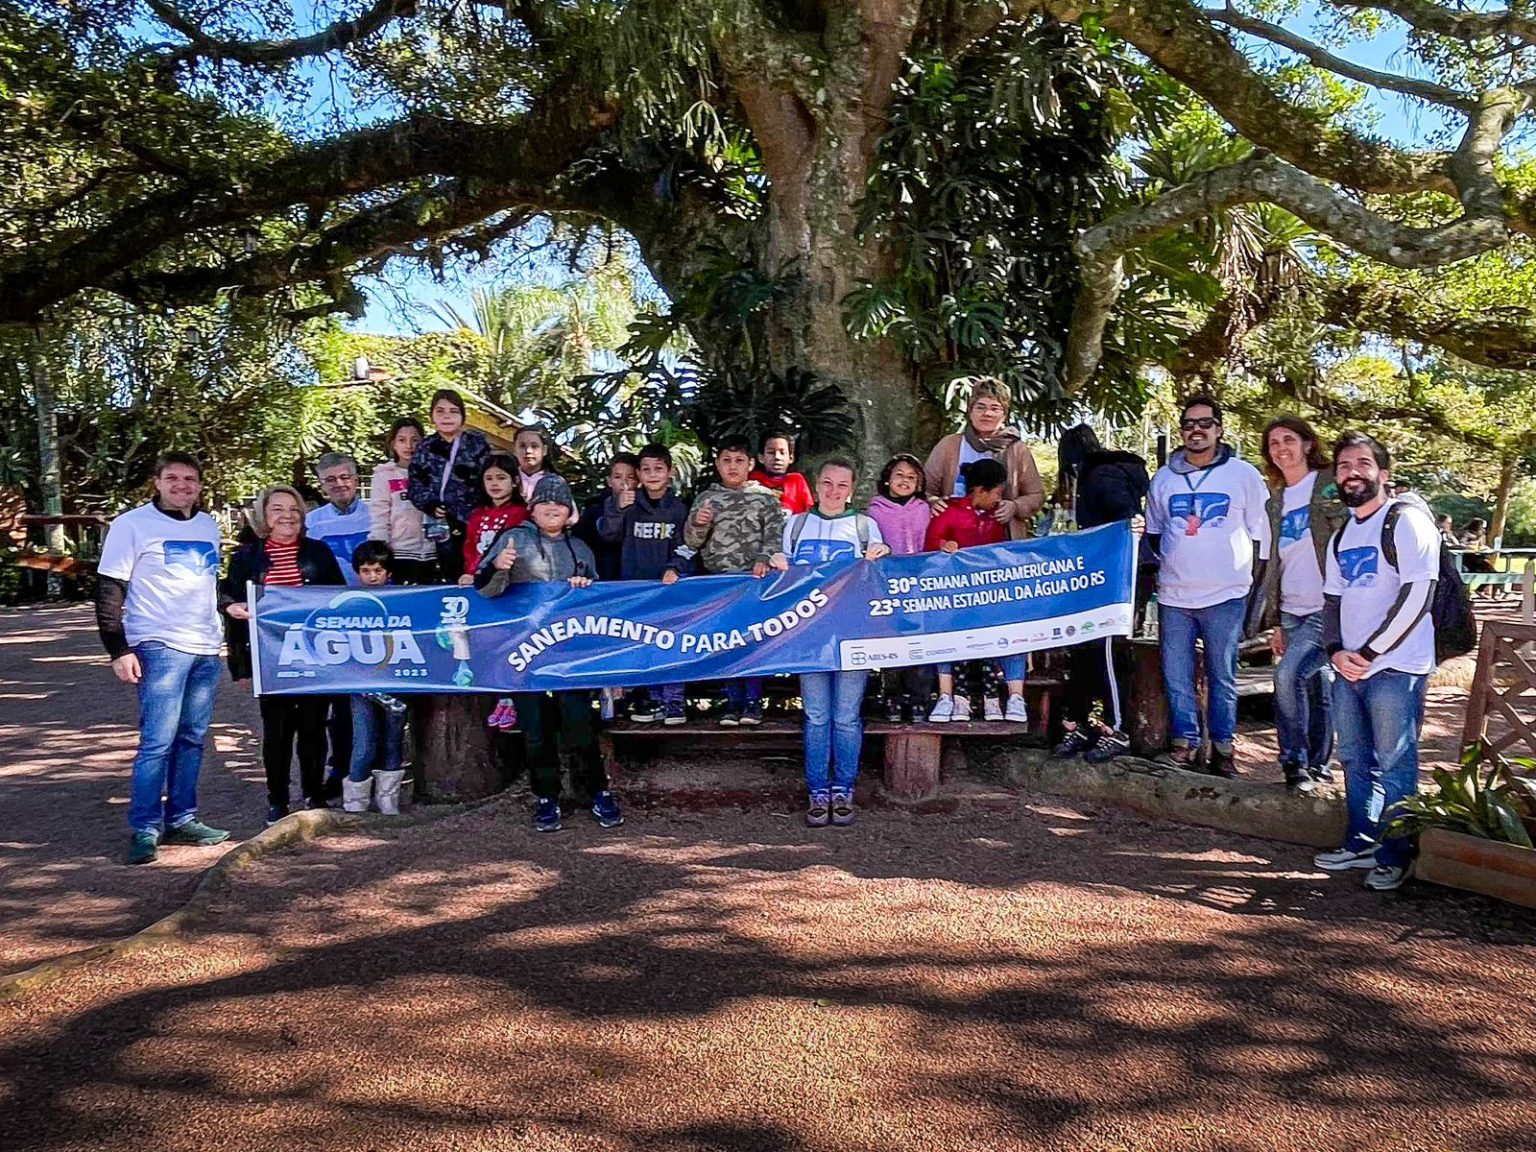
[1313,431,1440,892]
[1144,395,1271,776]
[96,453,229,864]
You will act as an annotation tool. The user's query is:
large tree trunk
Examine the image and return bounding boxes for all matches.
[29,328,65,597]
[1490,453,1518,551]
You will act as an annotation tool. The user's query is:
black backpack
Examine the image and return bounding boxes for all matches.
[1330,502,1476,664]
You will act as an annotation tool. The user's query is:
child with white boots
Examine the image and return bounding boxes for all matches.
[343,541,409,815]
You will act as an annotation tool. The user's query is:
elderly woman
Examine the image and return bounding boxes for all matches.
[222,485,346,826]
[923,376,1046,539]
[407,388,492,581]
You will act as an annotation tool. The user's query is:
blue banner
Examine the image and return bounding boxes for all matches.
[250,522,1134,695]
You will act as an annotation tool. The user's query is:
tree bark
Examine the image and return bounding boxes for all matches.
[28,328,66,597]
[1491,453,1518,551]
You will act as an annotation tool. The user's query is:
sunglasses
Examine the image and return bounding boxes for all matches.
[1180,417,1218,431]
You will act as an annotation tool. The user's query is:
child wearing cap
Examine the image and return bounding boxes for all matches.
[475,474,623,833]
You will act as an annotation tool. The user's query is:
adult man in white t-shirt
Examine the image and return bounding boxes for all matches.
[1313,432,1440,892]
[96,453,230,865]
[1145,395,1271,776]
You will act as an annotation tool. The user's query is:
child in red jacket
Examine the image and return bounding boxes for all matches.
[924,459,1029,725]
[459,453,526,729]
[750,430,814,515]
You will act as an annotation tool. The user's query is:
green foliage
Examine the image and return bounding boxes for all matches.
[1385,744,1535,849]
[850,19,1136,429]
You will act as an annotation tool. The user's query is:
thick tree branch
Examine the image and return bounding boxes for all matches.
[146,0,416,68]
[1331,0,1536,43]
[1318,281,1536,373]
[1203,8,1474,109]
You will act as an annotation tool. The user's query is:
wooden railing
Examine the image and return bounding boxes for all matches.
[1463,621,1536,763]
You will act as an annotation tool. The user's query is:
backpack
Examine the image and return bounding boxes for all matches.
[787,513,871,557]
[1330,502,1476,663]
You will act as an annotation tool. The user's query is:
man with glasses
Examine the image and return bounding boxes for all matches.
[305,451,372,797]
[1145,395,1271,776]
[308,452,372,587]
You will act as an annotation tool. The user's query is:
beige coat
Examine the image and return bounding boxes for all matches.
[924,434,1045,539]
[367,460,433,560]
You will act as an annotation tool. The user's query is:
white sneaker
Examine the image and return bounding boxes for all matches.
[1004,695,1029,724]
[1312,846,1376,871]
[983,696,1003,722]
[951,694,972,722]
[928,694,955,723]
[1364,863,1413,891]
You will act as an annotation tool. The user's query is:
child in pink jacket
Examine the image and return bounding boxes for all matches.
[866,454,934,722]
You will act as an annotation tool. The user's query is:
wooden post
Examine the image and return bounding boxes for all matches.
[884,732,942,800]
[1129,638,1168,755]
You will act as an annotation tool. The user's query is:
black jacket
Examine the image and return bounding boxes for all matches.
[572,495,625,581]
[219,535,345,680]
[1076,450,1150,529]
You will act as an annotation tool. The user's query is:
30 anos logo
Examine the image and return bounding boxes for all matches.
[277,591,426,668]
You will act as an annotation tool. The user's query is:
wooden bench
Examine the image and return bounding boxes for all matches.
[598,675,1063,802]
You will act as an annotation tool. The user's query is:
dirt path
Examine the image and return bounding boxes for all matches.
[0,605,267,972]
[2,799,1533,1151]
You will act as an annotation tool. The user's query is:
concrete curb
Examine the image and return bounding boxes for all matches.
[0,796,507,1003]
[997,748,1347,848]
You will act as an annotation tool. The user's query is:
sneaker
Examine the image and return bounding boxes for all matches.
[487,700,509,728]
[533,797,563,833]
[1364,863,1413,891]
[1161,744,1197,769]
[830,789,855,827]
[1207,746,1237,778]
[1004,695,1028,725]
[1283,761,1317,794]
[127,832,159,866]
[1310,763,1335,786]
[983,696,1004,722]
[928,694,956,724]
[591,790,624,829]
[1313,845,1376,871]
[303,796,330,811]
[163,820,231,847]
[718,708,741,728]
[951,694,972,723]
[806,790,831,827]
[265,804,289,827]
[1053,726,1095,758]
[884,696,904,723]
[629,700,663,724]
[663,700,687,726]
[1083,729,1131,764]
[739,700,764,726]
[498,698,519,730]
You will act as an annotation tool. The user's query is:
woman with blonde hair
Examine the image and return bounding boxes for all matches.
[922,376,1045,539]
[221,485,347,825]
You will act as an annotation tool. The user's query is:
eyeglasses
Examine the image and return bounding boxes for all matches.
[1180,418,1218,431]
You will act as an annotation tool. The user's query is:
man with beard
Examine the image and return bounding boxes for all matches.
[1145,395,1271,776]
[1313,432,1440,892]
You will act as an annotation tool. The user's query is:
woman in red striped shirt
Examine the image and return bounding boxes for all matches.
[222,486,346,826]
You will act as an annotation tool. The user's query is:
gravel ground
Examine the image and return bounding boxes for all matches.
[2,798,1534,1151]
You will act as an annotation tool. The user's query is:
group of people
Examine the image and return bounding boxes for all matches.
[96,382,1450,893]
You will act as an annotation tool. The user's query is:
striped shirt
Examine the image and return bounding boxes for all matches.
[264,539,302,587]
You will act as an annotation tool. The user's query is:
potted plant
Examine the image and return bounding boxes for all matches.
[1386,743,1536,909]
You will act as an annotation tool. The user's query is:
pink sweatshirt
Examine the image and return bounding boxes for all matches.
[867,495,932,557]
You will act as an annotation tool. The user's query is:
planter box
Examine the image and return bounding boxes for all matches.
[1417,828,1536,910]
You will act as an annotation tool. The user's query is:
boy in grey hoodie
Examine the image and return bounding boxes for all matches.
[684,437,786,725]
[475,475,623,833]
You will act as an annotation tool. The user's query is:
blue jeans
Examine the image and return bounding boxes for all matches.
[128,642,222,836]
[1274,611,1333,770]
[1331,670,1426,869]
[1160,597,1246,746]
[935,656,1027,681]
[800,670,869,793]
[724,678,762,711]
[349,697,405,781]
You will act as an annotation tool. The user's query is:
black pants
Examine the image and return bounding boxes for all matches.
[435,532,466,582]
[880,666,934,704]
[516,691,608,803]
[325,696,352,776]
[392,557,440,586]
[259,695,330,808]
[1063,637,1132,731]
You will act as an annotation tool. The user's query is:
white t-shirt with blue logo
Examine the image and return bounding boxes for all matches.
[1146,454,1271,609]
[97,502,224,655]
[1323,500,1440,677]
[782,510,884,565]
[1277,472,1324,616]
[307,498,372,586]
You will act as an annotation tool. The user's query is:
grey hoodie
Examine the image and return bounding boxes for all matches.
[474,523,597,598]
